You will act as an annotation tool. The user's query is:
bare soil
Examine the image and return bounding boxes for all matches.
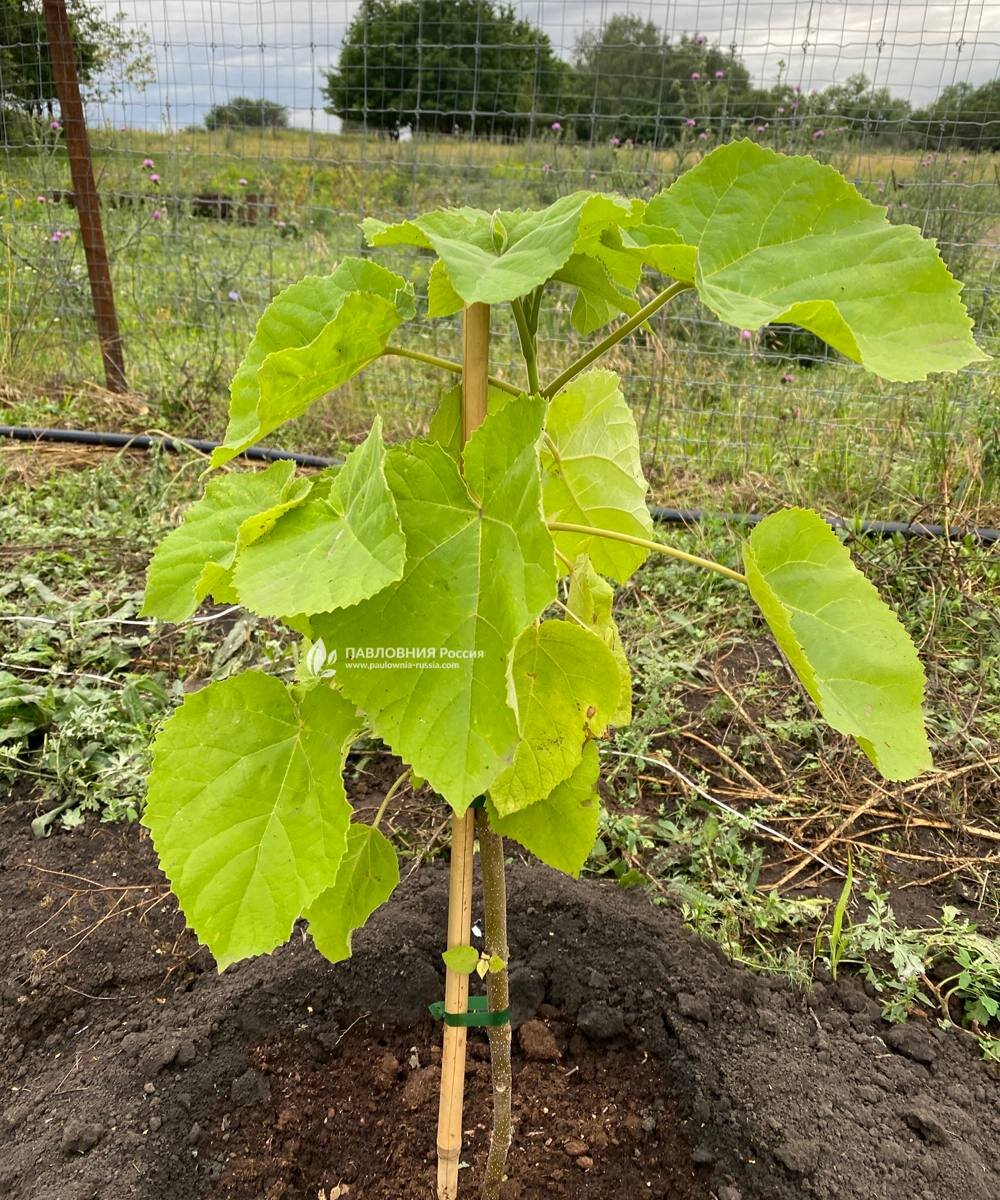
[2,799,998,1200]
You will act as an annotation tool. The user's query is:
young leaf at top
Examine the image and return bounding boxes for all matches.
[363,191,642,307]
[144,672,362,970]
[231,419,406,618]
[305,823,399,964]
[212,258,415,466]
[490,620,621,817]
[566,555,632,726]
[642,140,988,381]
[313,397,556,814]
[743,508,932,782]
[141,460,311,622]
[541,368,653,583]
[487,740,602,878]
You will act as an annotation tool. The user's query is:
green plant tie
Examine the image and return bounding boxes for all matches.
[428,995,510,1028]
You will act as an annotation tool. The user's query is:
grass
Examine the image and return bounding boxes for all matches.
[1,129,998,520]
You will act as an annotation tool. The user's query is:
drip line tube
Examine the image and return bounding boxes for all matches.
[2,424,997,545]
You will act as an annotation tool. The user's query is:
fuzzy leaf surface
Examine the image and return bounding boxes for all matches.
[645,141,987,381]
[743,508,932,781]
[364,192,641,305]
[144,673,361,970]
[213,259,414,465]
[314,397,556,813]
[232,420,405,617]
[305,823,399,963]
[490,620,621,816]
[142,460,310,621]
[567,555,632,725]
[487,740,601,877]
[541,368,653,582]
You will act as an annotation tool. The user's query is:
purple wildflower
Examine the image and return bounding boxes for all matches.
[610,135,621,147]
[149,173,160,184]
[36,194,46,204]
[694,34,706,44]
[151,209,162,220]
[715,70,725,79]
[691,72,701,81]
[685,118,696,127]
[239,177,248,186]
[551,121,562,132]
[228,290,241,302]
[739,329,752,342]
[142,157,154,169]
[813,129,825,139]
[50,120,61,131]
[698,132,708,141]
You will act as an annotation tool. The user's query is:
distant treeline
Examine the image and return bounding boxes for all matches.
[322,2,999,150]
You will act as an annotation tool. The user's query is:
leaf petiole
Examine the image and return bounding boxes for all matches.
[542,279,693,398]
[371,767,412,830]
[383,345,522,396]
[546,520,747,584]
[511,298,540,395]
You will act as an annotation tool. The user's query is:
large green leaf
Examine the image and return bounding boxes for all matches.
[212,259,414,466]
[644,141,987,382]
[566,555,632,726]
[743,508,932,781]
[553,253,641,335]
[490,620,621,817]
[305,823,399,963]
[487,740,601,878]
[141,460,311,621]
[541,368,653,582]
[313,397,556,813]
[232,419,405,617]
[144,672,362,970]
[363,192,641,306]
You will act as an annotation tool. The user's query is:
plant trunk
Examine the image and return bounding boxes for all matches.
[476,810,512,1200]
[436,303,491,1200]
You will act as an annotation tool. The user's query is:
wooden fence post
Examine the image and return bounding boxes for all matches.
[41,0,127,392]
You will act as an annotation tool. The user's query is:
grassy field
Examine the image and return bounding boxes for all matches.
[2,128,998,520]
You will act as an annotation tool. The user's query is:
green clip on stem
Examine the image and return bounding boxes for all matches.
[429,996,511,1028]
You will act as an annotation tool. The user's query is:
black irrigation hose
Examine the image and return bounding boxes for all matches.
[3,424,999,545]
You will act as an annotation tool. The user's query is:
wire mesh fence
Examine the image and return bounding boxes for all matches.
[1,1,998,513]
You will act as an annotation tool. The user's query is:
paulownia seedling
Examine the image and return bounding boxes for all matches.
[140,142,987,1198]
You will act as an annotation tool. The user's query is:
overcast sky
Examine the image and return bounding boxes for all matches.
[90,1,1000,130]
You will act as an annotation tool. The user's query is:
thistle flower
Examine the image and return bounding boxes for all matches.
[228,290,241,302]
[685,118,696,127]
[715,70,725,79]
[740,329,752,342]
[691,72,701,81]
[551,121,562,132]
[50,120,61,131]
[813,129,826,139]
[142,157,154,168]
[149,173,160,184]
[239,177,248,186]
[151,209,162,220]
[698,132,708,141]
[610,135,621,147]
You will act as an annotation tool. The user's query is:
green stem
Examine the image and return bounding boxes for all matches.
[510,299,540,395]
[542,280,693,398]
[476,809,512,1200]
[546,520,747,584]
[383,345,521,397]
[371,768,411,830]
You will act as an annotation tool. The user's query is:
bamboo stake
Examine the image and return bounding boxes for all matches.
[436,302,490,1200]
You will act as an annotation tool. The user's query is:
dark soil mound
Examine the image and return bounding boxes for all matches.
[2,806,998,1200]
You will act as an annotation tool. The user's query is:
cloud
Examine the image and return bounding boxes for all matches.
[89,0,999,130]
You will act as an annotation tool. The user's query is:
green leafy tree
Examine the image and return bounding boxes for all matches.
[570,18,752,144]
[913,79,1000,151]
[203,95,289,130]
[0,0,151,135]
[817,72,910,136]
[140,141,986,1198]
[322,0,566,135]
